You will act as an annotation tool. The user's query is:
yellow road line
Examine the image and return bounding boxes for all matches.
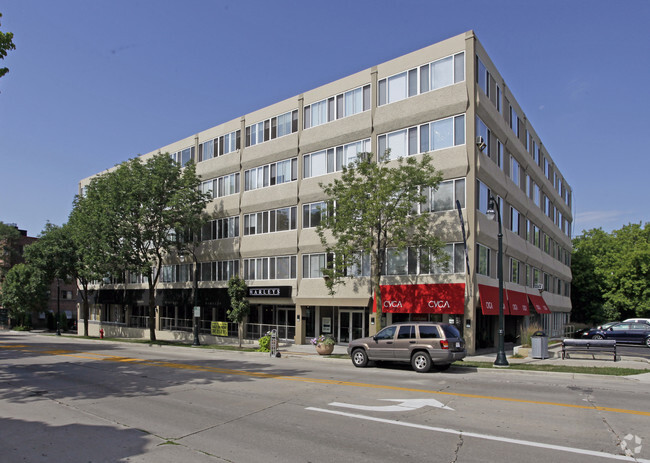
[2,343,649,417]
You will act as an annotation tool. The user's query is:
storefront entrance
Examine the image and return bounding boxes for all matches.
[338,310,364,343]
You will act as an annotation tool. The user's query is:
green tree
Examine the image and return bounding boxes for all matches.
[0,221,21,283]
[571,223,650,323]
[78,153,208,341]
[0,13,16,80]
[570,228,609,324]
[227,275,250,348]
[1,263,48,327]
[23,223,78,332]
[317,151,447,331]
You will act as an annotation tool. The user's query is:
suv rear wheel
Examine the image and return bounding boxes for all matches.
[351,348,369,367]
[411,351,431,373]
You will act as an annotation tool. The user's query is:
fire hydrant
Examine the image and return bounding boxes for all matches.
[99,329,104,339]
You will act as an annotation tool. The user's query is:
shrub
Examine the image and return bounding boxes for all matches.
[258,335,271,352]
[520,323,543,347]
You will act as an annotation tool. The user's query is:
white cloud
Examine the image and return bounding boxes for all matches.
[574,210,635,233]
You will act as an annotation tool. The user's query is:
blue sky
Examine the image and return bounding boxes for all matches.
[1,0,648,237]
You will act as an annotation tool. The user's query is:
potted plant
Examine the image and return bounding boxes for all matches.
[311,334,336,355]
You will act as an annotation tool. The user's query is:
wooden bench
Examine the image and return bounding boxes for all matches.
[561,339,617,361]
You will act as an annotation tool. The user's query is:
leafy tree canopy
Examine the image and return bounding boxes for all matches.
[317,151,447,331]
[70,153,208,340]
[0,13,16,80]
[571,222,650,323]
[1,263,48,325]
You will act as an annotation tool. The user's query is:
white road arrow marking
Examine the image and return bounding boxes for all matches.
[329,398,453,412]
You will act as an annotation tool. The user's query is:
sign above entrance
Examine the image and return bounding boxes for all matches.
[375,283,465,314]
[248,286,292,298]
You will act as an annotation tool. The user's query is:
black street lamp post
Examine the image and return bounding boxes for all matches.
[487,195,509,367]
[192,258,200,346]
[56,278,61,336]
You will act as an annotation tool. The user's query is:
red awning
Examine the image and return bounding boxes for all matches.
[507,290,531,316]
[527,293,551,314]
[478,284,510,316]
[375,283,465,314]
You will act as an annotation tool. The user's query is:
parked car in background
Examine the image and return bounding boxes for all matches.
[623,318,650,325]
[597,321,620,330]
[582,322,650,347]
[347,322,466,373]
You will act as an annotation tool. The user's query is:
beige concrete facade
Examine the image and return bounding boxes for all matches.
[79,31,572,353]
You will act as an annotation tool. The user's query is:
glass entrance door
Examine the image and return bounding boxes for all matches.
[339,310,364,343]
[276,307,295,341]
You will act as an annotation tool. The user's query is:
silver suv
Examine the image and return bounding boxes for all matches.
[347,322,466,373]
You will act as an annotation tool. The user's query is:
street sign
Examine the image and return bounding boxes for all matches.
[193,306,200,317]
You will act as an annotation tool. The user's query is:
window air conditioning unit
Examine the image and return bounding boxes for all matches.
[475,136,486,152]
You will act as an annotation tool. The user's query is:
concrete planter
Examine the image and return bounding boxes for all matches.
[513,346,531,357]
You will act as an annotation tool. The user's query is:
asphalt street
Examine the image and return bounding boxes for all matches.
[1,331,649,463]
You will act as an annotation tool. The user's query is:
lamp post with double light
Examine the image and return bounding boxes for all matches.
[180,253,200,346]
[486,195,509,367]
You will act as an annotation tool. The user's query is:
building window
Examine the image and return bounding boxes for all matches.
[302,201,328,228]
[378,114,465,161]
[476,56,488,96]
[302,253,332,279]
[303,138,371,179]
[379,52,465,106]
[510,156,520,186]
[510,106,519,137]
[476,244,491,276]
[245,110,299,147]
[201,216,239,241]
[171,147,194,167]
[244,158,298,191]
[243,256,297,280]
[510,258,520,284]
[476,179,493,215]
[304,85,370,129]
[420,243,465,274]
[200,260,240,282]
[199,139,216,162]
[200,173,240,199]
[421,178,465,212]
[510,207,520,235]
[347,252,371,277]
[244,207,297,236]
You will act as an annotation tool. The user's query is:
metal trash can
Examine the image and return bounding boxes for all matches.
[531,330,549,359]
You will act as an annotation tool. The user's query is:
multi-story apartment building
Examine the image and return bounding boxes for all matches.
[79,31,572,353]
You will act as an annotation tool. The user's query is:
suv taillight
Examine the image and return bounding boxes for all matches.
[440,340,449,349]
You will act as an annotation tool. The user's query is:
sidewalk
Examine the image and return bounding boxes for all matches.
[278,341,650,372]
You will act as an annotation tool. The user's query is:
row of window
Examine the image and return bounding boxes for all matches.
[303,139,371,178]
[379,52,465,106]
[198,130,241,163]
[196,177,467,244]
[476,180,571,265]
[378,114,465,160]
[244,158,298,191]
[476,244,570,297]
[243,207,297,235]
[200,172,241,199]
[245,110,299,147]
[304,84,371,129]
[475,59,572,210]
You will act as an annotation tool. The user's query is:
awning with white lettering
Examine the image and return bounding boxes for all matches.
[507,290,531,316]
[478,284,510,316]
[374,283,465,314]
[527,293,551,314]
